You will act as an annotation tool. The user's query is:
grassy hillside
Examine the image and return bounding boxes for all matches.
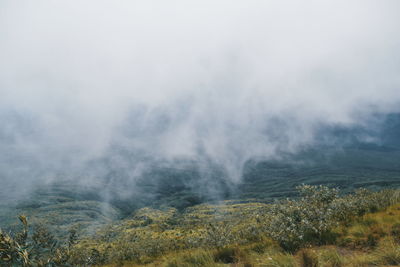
[3,185,400,266]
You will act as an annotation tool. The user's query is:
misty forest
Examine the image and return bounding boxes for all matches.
[2,1,400,266]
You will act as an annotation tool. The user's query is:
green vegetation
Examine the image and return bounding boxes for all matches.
[0,215,76,266]
[3,185,400,266]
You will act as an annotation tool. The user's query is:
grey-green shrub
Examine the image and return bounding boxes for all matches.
[264,185,400,251]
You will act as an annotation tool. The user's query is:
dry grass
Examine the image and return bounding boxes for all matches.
[109,205,400,267]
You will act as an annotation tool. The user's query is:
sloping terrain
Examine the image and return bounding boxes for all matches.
[1,114,399,246]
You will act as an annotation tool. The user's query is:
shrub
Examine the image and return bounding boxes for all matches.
[265,185,340,251]
[203,221,236,249]
[264,185,399,252]
[213,247,237,263]
[0,215,75,266]
[250,242,269,254]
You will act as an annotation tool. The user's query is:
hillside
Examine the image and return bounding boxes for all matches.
[2,116,399,266]
[3,185,400,266]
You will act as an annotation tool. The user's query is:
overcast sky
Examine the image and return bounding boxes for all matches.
[1,0,400,184]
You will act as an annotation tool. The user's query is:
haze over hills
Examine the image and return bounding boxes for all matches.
[1,0,400,242]
[1,112,399,236]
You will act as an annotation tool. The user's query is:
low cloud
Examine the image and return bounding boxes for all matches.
[0,0,400,198]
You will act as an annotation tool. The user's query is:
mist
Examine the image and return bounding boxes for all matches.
[1,0,400,203]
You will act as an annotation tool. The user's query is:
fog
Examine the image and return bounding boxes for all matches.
[1,1,400,201]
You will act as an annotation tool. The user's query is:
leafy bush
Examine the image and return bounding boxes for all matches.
[265,185,340,251]
[0,217,30,266]
[264,185,398,251]
[333,189,397,221]
[203,221,236,249]
[0,215,74,266]
[213,247,237,263]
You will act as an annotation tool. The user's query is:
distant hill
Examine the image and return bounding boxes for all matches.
[0,113,399,234]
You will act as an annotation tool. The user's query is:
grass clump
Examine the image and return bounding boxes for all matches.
[317,247,343,267]
[372,237,400,266]
[213,247,237,263]
[298,249,319,267]
[165,250,220,267]
[263,252,297,267]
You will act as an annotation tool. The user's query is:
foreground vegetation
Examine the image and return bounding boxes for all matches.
[2,185,400,266]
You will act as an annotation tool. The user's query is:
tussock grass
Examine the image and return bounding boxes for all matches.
[165,250,220,267]
[342,253,377,267]
[298,249,319,267]
[263,252,297,267]
[318,247,343,267]
[372,237,400,266]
